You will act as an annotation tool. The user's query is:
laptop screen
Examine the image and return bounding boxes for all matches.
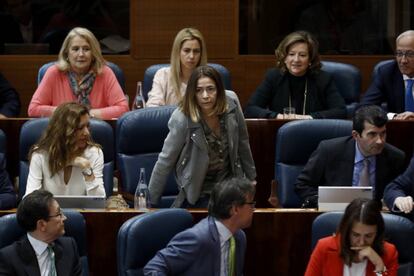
[318,186,373,211]
[54,195,106,209]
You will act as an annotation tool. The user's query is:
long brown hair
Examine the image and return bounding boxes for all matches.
[180,65,227,122]
[29,102,99,176]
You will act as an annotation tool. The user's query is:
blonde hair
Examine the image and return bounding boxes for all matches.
[180,65,227,122]
[57,27,106,74]
[29,102,99,176]
[275,30,321,73]
[170,27,207,101]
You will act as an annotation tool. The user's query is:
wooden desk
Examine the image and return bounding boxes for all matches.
[1,208,321,276]
[0,118,413,207]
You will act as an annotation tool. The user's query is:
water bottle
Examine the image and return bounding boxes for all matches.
[134,168,150,210]
[132,81,145,110]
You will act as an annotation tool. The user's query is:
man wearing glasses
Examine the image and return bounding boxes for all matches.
[0,190,82,275]
[144,177,255,276]
[361,30,414,120]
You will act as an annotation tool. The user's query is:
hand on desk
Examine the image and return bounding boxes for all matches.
[394,196,414,213]
[393,111,414,120]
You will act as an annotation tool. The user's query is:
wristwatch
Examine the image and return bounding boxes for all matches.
[82,167,93,176]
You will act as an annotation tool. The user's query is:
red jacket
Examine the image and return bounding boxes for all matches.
[305,235,398,276]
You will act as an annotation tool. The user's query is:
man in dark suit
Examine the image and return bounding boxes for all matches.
[0,72,21,118]
[0,190,82,276]
[361,30,414,120]
[144,177,255,276]
[0,152,17,209]
[384,156,414,221]
[295,105,405,208]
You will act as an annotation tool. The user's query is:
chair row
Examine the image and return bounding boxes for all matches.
[37,59,394,118]
[2,207,413,276]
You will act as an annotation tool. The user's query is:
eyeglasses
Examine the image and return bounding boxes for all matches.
[244,201,256,208]
[48,211,64,219]
[196,86,217,94]
[395,50,414,59]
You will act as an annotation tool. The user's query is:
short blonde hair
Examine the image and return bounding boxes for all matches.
[180,65,227,122]
[275,31,321,73]
[170,28,208,101]
[57,27,106,74]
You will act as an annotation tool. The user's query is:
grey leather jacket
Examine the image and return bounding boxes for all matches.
[149,91,256,206]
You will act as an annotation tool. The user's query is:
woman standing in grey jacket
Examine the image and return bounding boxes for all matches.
[149,65,256,207]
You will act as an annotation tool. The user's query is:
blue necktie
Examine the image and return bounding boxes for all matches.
[405,79,414,111]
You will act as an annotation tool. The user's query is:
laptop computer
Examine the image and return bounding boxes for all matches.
[54,195,106,209]
[318,186,373,211]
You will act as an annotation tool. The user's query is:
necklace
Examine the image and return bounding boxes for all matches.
[288,78,307,115]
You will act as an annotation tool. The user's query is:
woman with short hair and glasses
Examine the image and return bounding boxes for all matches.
[148,65,256,208]
[146,27,208,107]
[25,102,105,197]
[305,198,398,276]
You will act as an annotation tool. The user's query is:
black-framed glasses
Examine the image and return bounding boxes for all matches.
[244,201,256,208]
[395,50,414,59]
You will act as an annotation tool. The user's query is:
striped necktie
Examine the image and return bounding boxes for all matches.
[228,236,236,276]
[48,245,57,276]
[405,79,414,111]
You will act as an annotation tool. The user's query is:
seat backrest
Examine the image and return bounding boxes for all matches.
[19,118,114,198]
[37,61,126,93]
[116,106,177,207]
[0,210,89,276]
[321,61,361,117]
[0,129,6,154]
[117,208,193,276]
[311,212,414,276]
[372,59,395,81]
[275,119,353,207]
[142,63,232,101]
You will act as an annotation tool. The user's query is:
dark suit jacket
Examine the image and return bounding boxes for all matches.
[295,136,405,207]
[384,155,414,220]
[0,152,17,210]
[143,216,246,276]
[244,68,346,119]
[0,235,82,276]
[0,72,21,117]
[361,60,405,113]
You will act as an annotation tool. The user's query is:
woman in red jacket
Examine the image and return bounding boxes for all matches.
[305,198,398,276]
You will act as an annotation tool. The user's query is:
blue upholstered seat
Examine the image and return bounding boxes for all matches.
[116,106,177,207]
[117,208,193,276]
[0,210,89,276]
[321,61,361,117]
[37,61,126,93]
[275,119,353,207]
[19,118,114,199]
[142,63,232,101]
[311,212,414,276]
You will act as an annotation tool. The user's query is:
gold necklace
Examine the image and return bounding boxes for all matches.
[288,78,307,115]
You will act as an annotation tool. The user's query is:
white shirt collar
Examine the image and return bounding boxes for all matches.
[27,233,49,256]
[214,219,233,247]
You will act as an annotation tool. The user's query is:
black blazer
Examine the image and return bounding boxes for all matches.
[295,136,405,206]
[361,60,405,113]
[244,68,346,119]
[0,235,82,276]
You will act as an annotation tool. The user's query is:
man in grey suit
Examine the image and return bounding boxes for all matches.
[144,177,255,276]
[0,190,82,276]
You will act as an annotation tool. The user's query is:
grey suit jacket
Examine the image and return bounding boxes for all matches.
[143,216,246,276]
[149,91,256,205]
[295,136,405,206]
[0,235,82,276]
